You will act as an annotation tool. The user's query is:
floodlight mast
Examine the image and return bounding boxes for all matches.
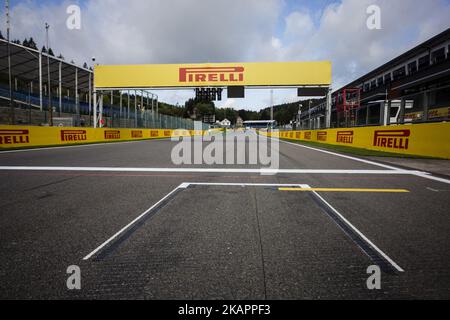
[270,89,274,123]
[45,22,53,126]
[92,57,101,128]
[326,87,332,128]
[6,0,14,124]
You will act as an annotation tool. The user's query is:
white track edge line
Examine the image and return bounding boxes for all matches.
[312,190,404,272]
[83,184,182,261]
[0,166,426,175]
[273,137,450,185]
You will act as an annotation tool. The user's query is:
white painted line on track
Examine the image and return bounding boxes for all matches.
[273,137,450,185]
[312,190,405,273]
[275,138,402,170]
[0,166,427,175]
[413,173,450,185]
[187,182,311,188]
[83,183,185,261]
[0,138,173,154]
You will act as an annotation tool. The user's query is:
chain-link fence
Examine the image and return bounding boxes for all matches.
[0,87,209,130]
[110,109,208,130]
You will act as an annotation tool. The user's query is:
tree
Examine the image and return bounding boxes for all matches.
[28,37,38,50]
[48,48,55,56]
[83,62,88,69]
[238,109,260,121]
[196,102,215,118]
[0,31,4,40]
[57,54,65,60]
[23,38,29,47]
[260,109,270,121]
[41,46,47,53]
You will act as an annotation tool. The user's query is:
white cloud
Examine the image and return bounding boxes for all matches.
[271,37,282,49]
[218,99,238,109]
[2,0,450,111]
[279,0,450,89]
[284,10,314,38]
[4,0,281,65]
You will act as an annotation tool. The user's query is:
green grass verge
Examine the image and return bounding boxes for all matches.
[280,138,442,159]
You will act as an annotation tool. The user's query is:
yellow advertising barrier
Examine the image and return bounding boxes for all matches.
[94,61,332,89]
[261,123,450,159]
[2,124,449,159]
[405,106,450,121]
[0,126,204,149]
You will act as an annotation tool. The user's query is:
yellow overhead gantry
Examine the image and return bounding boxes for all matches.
[93,61,332,128]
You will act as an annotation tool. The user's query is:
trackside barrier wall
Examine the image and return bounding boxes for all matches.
[0,125,209,149]
[260,123,450,159]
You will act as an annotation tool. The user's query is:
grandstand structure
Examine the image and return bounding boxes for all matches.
[301,28,450,129]
[0,38,203,129]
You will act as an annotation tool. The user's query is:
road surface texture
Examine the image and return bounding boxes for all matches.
[0,131,449,299]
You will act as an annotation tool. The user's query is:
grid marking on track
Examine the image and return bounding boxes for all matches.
[82,182,404,274]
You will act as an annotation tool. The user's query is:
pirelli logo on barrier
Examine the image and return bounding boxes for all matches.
[179,66,244,84]
[337,131,354,144]
[295,132,301,139]
[374,130,410,150]
[304,132,312,140]
[0,129,30,145]
[131,130,143,138]
[61,130,87,142]
[164,131,171,137]
[317,131,327,142]
[105,130,121,140]
[150,130,159,138]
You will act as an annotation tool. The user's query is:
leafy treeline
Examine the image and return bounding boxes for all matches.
[178,98,320,125]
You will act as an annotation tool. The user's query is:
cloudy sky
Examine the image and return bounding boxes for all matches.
[1,0,450,110]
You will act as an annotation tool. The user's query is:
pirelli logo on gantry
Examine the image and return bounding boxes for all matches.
[337,131,354,144]
[61,130,87,142]
[374,130,410,150]
[179,66,244,83]
[0,129,30,145]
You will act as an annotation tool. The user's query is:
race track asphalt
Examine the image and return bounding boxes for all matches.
[0,131,449,299]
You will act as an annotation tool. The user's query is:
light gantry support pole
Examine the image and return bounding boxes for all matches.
[6,0,14,124]
[45,23,53,126]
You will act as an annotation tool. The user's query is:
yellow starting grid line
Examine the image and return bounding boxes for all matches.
[279,188,410,193]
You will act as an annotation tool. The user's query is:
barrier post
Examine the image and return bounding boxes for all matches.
[326,88,332,128]
[93,90,97,128]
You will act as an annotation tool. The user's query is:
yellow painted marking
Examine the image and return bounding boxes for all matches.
[278,188,410,193]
